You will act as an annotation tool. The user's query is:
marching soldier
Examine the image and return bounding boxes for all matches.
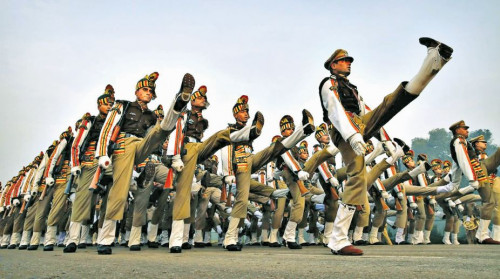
[64,86,115,253]
[94,72,195,255]
[470,134,500,242]
[319,37,453,255]
[448,121,500,244]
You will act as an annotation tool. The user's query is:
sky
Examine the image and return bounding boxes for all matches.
[1,0,499,183]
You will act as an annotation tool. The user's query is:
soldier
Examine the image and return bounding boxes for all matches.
[94,72,196,255]
[470,134,500,242]
[167,87,264,253]
[26,128,73,251]
[63,87,114,253]
[319,37,453,255]
[221,96,309,251]
[448,121,500,244]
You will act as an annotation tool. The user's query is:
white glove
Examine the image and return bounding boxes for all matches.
[457,204,464,212]
[171,154,184,172]
[469,180,479,189]
[397,192,404,200]
[347,133,367,156]
[24,194,31,202]
[207,202,212,209]
[297,170,309,181]
[251,174,259,180]
[273,170,282,180]
[254,210,263,219]
[69,193,76,203]
[216,225,223,235]
[329,177,340,187]
[311,173,320,184]
[381,191,390,199]
[224,175,235,184]
[45,177,55,186]
[311,193,326,204]
[128,191,134,201]
[71,166,81,176]
[244,218,251,228]
[0,207,4,213]
[98,155,111,169]
[6,205,11,210]
[12,199,20,206]
[447,199,456,208]
[429,198,437,205]
[409,202,417,209]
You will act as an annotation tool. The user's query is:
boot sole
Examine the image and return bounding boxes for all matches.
[181,73,195,94]
[302,109,315,135]
[250,111,264,140]
[419,37,453,60]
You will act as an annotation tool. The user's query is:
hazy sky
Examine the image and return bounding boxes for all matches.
[1,0,499,183]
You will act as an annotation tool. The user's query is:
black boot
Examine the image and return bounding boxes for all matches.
[63,242,77,253]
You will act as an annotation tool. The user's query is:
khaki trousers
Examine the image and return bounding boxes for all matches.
[282,168,305,223]
[173,129,231,221]
[23,199,39,231]
[231,142,286,219]
[71,159,111,222]
[492,177,500,225]
[272,180,287,229]
[105,123,168,221]
[47,181,69,226]
[330,83,417,205]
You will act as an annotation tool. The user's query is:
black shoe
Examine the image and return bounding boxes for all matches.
[204,243,212,247]
[353,240,367,246]
[57,243,65,248]
[287,242,302,249]
[269,242,281,248]
[302,109,315,135]
[18,245,27,250]
[43,244,54,251]
[129,245,141,251]
[170,246,182,253]
[161,242,169,248]
[194,242,205,248]
[250,111,264,141]
[300,243,310,247]
[63,243,77,253]
[251,242,261,246]
[261,242,269,246]
[393,138,410,153]
[7,244,16,249]
[77,243,87,249]
[181,242,192,249]
[120,241,128,247]
[147,241,159,248]
[27,245,39,251]
[0,245,7,249]
[226,244,242,251]
[174,73,196,111]
[419,37,453,60]
[86,243,93,247]
[97,245,112,255]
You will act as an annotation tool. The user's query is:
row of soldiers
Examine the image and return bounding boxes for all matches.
[0,36,499,257]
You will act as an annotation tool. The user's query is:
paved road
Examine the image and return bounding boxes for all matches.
[1,244,499,278]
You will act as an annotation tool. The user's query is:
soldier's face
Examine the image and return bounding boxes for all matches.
[191,96,207,108]
[136,87,153,103]
[299,151,309,160]
[331,59,352,76]
[456,127,469,138]
[98,103,112,115]
[319,134,330,144]
[432,166,442,176]
[234,110,249,124]
[281,128,294,137]
[475,141,487,151]
[406,159,415,169]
